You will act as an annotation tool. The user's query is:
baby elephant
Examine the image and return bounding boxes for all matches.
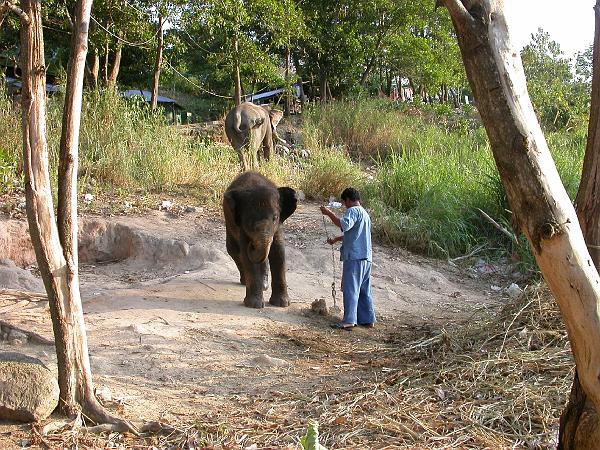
[224,102,284,171]
[223,171,297,308]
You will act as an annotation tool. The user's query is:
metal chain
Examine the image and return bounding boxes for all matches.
[322,214,338,308]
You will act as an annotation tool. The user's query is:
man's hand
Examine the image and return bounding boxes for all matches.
[326,236,342,245]
[320,206,330,216]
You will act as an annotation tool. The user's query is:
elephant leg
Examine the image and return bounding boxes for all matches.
[226,233,245,285]
[262,135,274,161]
[239,252,265,308]
[237,148,249,172]
[268,231,290,307]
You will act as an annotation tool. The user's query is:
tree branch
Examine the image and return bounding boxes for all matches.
[2,0,30,25]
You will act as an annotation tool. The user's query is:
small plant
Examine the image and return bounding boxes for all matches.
[299,419,327,450]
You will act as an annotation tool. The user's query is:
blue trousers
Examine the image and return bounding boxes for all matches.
[341,259,376,325]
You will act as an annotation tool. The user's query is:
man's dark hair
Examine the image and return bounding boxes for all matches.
[341,187,360,202]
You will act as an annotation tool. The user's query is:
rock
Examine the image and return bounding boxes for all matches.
[95,385,112,404]
[311,298,329,316]
[0,352,59,422]
[7,329,29,343]
[506,282,523,299]
[159,200,173,211]
[250,354,289,368]
[0,259,44,292]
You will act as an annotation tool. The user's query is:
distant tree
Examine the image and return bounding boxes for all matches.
[521,28,589,130]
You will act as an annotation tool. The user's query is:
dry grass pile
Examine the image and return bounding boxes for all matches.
[24,285,572,449]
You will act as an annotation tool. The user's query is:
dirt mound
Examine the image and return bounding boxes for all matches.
[0,259,43,293]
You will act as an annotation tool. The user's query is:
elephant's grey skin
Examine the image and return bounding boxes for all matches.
[223,171,297,308]
[224,102,284,171]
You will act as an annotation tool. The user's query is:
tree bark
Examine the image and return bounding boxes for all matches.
[103,38,109,84]
[284,46,291,116]
[150,14,164,111]
[19,0,134,432]
[233,36,241,106]
[107,44,121,90]
[440,3,600,448]
[319,72,327,103]
[360,32,385,86]
[559,1,600,448]
[86,47,99,88]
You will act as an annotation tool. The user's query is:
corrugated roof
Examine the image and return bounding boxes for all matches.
[122,89,177,104]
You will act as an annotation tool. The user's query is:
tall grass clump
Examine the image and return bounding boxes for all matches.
[367,143,510,258]
[78,90,210,190]
[298,147,364,201]
[0,88,23,190]
[303,98,480,161]
[546,126,586,198]
[304,98,587,263]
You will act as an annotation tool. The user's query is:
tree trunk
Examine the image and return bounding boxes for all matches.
[103,39,109,84]
[559,1,600,448]
[440,4,600,449]
[360,27,386,86]
[319,72,327,103]
[87,47,99,88]
[20,0,134,432]
[150,14,164,111]
[107,44,121,90]
[233,36,241,106]
[284,46,291,116]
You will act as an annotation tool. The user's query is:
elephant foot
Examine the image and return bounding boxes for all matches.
[244,294,265,309]
[269,293,290,307]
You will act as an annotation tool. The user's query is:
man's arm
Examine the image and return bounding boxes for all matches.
[320,206,342,228]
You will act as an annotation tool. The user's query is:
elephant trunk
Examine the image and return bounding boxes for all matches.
[248,237,273,264]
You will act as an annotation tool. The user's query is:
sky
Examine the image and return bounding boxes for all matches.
[503,0,595,57]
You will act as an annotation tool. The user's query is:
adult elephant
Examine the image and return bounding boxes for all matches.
[223,171,297,308]
[224,102,284,171]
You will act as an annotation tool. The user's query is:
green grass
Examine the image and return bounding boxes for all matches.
[303,99,586,265]
[1,90,586,270]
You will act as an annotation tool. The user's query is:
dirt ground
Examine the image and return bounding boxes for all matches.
[0,200,519,449]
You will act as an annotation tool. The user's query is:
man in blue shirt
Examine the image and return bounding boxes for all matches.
[320,187,376,330]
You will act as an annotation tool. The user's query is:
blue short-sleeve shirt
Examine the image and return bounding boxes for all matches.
[339,206,372,262]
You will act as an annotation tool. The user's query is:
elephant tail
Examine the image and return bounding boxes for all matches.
[233,110,245,133]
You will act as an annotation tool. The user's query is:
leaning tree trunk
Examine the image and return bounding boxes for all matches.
[150,14,164,111]
[560,1,600,447]
[576,0,600,269]
[20,0,134,432]
[440,2,600,448]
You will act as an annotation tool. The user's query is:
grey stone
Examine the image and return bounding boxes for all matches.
[0,352,59,422]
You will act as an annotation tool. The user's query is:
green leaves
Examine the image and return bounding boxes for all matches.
[521,29,590,131]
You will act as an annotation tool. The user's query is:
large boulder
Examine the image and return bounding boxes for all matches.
[0,352,59,422]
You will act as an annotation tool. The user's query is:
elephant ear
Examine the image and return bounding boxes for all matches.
[278,187,297,223]
[223,190,241,227]
[269,109,284,129]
